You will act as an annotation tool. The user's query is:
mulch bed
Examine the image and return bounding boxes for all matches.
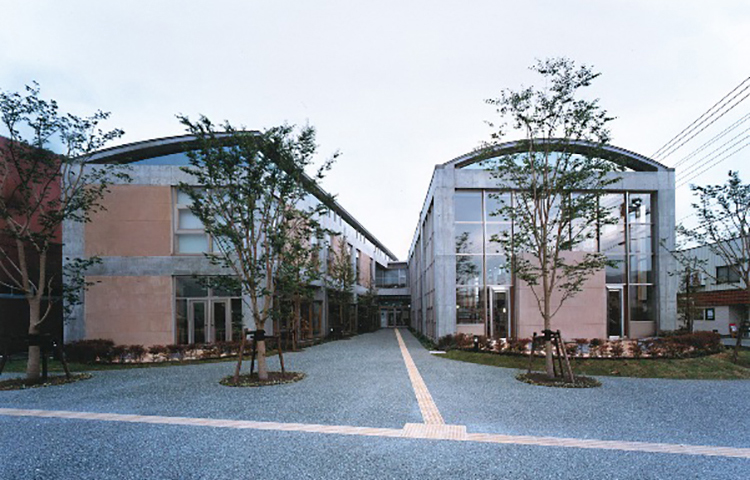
[516,372,601,388]
[0,373,93,391]
[220,371,305,387]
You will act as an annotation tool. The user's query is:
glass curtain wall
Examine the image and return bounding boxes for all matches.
[454,189,654,336]
[454,191,512,328]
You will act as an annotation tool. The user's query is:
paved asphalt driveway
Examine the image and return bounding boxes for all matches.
[1,329,749,479]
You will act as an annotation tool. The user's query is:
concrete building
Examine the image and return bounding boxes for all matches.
[408,140,677,342]
[676,240,749,336]
[63,135,398,346]
[62,135,678,346]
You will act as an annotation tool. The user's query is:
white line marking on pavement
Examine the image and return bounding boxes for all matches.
[1,407,749,459]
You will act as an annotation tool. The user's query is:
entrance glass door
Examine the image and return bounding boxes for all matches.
[210,299,230,342]
[489,287,510,338]
[607,287,624,337]
[189,300,207,344]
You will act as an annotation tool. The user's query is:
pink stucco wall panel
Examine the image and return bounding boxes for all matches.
[515,252,607,340]
[84,275,173,346]
[85,185,172,257]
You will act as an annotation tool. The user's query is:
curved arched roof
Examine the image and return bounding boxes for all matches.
[85,133,399,261]
[86,132,255,164]
[446,139,671,172]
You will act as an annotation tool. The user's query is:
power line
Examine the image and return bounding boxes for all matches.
[676,131,750,182]
[676,138,750,188]
[657,85,750,162]
[672,111,750,168]
[675,127,750,180]
[651,76,750,160]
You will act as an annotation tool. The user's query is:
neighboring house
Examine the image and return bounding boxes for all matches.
[63,134,397,347]
[408,140,677,341]
[0,136,63,350]
[675,240,749,336]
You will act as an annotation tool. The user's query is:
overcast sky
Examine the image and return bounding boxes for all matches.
[2,1,749,259]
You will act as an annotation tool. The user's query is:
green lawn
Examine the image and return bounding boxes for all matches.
[440,349,750,380]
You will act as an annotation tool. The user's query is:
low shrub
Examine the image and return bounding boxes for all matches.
[565,343,579,358]
[149,345,169,359]
[455,333,474,350]
[65,339,115,364]
[200,344,220,359]
[112,345,128,363]
[628,341,644,358]
[437,334,456,351]
[609,341,624,358]
[127,345,146,362]
[588,338,602,358]
[644,339,663,357]
[508,337,530,354]
[166,344,186,361]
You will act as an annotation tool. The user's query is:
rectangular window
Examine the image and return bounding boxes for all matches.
[629,285,655,322]
[174,188,211,254]
[455,224,483,254]
[456,287,483,324]
[705,307,715,321]
[627,193,652,224]
[485,192,512,222]
[454,191,483,222]
[355,249,361,285]
[716,265,741,284]
[456,255,482,286]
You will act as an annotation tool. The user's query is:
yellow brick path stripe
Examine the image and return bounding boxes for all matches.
[394,328,445,425]
[1,407,749,458]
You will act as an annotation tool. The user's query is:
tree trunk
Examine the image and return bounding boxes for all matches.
[543,279,555,379]
[339,302,344,336]
[293,297,301,351]
[26,298,42,380]
[256,339,268,380]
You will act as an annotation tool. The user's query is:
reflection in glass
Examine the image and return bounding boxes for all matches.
[213,301,227,342]
[600,221,625,254]
[456,255,482,285]
[485,192,512,222]
[177,234,209,253]
[454,224,483,254]
[193,301,206,344]
[605,255,626,284]
[176,276,208,297]
[176,300,188,344]
[491,289,509,338]
[607,289,623,337]
[176,189,193,205]
[628,193,651,224]
[629,224,652,254]
[456,287,483,324]
[485,223,511,254]
[629,285,655,322]
[454,191,482,222]
[178,209,203,230]
[629,255,653,284]
[600,194,626,222]
[486,255,510,285]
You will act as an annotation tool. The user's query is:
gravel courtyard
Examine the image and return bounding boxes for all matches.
[1,328,749,479]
